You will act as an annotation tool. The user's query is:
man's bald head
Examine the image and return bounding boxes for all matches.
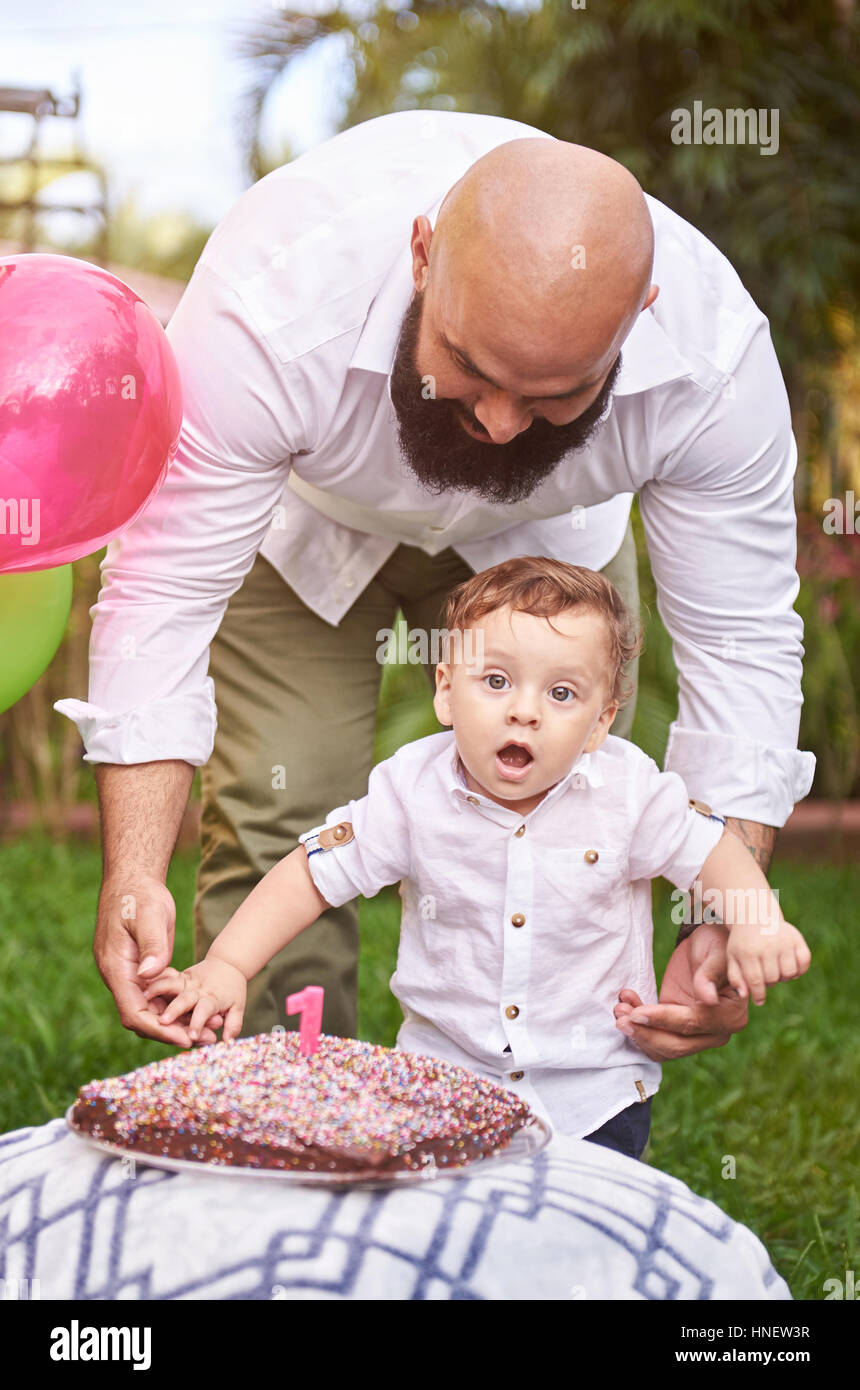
[427,139,654,378]
[388,137,658,504]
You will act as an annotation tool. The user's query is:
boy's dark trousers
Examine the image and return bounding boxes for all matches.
[583,1097,652,1161]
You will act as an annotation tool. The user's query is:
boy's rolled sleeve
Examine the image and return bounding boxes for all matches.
[627,757,727,891]
[298,754,412,908]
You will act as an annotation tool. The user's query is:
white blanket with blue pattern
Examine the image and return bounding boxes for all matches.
[0,1119,790,1301]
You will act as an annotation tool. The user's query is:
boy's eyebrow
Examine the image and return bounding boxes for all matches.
[478,649,593,682]
[443,334,604,401]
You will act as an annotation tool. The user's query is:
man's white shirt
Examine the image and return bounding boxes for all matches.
[55,108,815,825]
[298,729,727,1136]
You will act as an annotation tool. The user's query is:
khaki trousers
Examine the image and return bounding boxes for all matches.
[194,521,640,1037]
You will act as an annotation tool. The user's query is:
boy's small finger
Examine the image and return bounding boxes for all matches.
[140,964,174,984]
[161,995,192,1026]
[189,999,216,1040]
[224,1003,245,1042]
[141,973,168,994]
[144,981,176,1001]
[777,950,797,980]
[762,955,781,985]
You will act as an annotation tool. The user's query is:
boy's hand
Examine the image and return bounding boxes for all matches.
[725,919,811,1007]
[143,959,247,1045]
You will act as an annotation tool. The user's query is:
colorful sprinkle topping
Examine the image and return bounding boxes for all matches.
[72,1033,533,1172]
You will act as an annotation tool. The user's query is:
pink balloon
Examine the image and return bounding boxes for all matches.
[0,254,182,573]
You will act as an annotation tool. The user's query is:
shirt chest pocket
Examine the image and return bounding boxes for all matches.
[537,846,628,937]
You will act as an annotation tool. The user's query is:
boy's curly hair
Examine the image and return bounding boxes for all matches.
[441,555,643,710]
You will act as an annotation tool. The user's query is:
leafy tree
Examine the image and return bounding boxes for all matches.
[236,0,860,404]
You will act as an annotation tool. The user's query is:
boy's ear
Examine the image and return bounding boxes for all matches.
[433,662,454,726]
[583,698,619,753]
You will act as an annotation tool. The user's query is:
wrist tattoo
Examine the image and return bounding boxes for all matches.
[672,819,776,949]
[724,817,777,876]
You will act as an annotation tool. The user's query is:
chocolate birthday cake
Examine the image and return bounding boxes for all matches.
[69,1032,535,1175]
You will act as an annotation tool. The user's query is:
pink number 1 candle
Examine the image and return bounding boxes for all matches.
[286,985,324,1057]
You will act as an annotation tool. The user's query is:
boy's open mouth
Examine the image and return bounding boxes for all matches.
[496,742,534,780]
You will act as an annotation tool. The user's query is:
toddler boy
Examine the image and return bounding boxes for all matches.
[143,557,810,1159]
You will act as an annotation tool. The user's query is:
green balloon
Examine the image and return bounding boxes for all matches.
[0,565,73,714]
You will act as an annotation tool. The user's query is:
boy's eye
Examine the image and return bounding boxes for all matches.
[551,686,575,702]
[485,674,509,691]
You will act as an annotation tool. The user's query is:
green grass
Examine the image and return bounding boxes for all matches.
[0,833,855,1300]
[646,862,859,1301]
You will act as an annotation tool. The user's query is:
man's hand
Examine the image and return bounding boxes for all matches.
[95,874,221,1047]
[614,922,749,1061]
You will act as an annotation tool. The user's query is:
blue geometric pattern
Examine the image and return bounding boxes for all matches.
[0,1119,790,1300]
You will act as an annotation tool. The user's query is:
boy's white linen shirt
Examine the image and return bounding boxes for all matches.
[54,109,815,826]
[298,730,726,1137]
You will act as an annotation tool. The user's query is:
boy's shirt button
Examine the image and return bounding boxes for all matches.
[584,849,599,864]
[317,821,354,850]
[505,1004,520,1019]
[511,913,525,928]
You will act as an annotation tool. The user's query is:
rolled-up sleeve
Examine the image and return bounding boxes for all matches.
[298,756,412,908]
[54,261,304,765]
[638,316,816,827]
[627,756,726,891]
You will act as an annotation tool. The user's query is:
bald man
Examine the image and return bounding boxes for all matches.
[57,111,814,1078]
[391,138,651,500]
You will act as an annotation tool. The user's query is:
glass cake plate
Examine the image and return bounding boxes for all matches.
[64,1105,552,1188]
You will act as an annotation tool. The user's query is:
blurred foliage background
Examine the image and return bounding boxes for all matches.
[1,0,858,829]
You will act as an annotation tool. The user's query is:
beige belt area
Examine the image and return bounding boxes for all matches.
[286,468,465,544]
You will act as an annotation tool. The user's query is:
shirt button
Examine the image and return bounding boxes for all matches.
[505,1004,519,1020]
[466,795,479,806]
[584,849,599,864]
[510,913,525,928]
[510,1070,524,1081]
[514,825,526,837]
[332,824,348,840]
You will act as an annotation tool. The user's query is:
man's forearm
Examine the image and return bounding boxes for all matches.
[675,817,777,943]
[94,760,195,879]
[724,817,776,876]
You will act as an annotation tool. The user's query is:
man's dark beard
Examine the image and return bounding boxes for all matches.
[389,289,621,505]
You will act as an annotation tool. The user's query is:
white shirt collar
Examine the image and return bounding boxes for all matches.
[349,199,692,397]
[445,733,605,820]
